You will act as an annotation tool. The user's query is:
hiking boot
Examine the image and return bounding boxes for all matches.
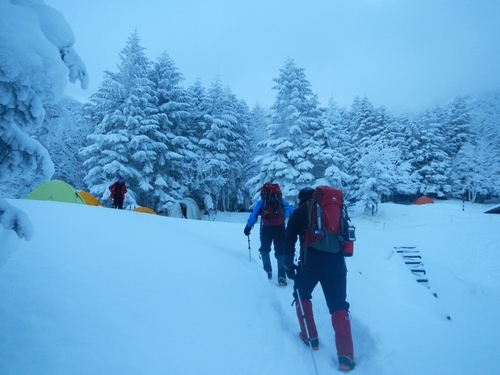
[299,332,319,351]
[338,355,355,372]
[267,271,272,280]
[278,277,287,287]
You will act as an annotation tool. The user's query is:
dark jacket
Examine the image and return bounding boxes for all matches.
[284,203,309,258]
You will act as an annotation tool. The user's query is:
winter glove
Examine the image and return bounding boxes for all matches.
[284,255,296,280]
[244,225,252,236]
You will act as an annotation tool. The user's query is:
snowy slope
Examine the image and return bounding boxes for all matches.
[0,199,499,375]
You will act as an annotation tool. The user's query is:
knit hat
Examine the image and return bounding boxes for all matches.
[298,187,314,204]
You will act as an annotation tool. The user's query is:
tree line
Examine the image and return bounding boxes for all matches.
[27,32,500,214]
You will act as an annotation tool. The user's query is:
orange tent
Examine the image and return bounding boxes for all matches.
[414,196,434,205]
[78,191,103,206]
[133,207,157,215]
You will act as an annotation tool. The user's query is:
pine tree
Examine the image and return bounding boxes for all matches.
[251,58,321,201]
[31,97,92,190]
[0,3,87,198]
[149,51,194,210]
[307,99,351,190]
[182,79,212,210]
[414,107,452,197]
[238,104,269,208]
[199,77,250,211]
[81,31,164,209]
[451,140,490,202]
[445,96,471,158]
[347,98,403,212]
[352,144,401,215]
[457,92,500,200]
[389,115,420,199]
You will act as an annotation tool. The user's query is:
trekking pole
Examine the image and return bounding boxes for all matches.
[247,235,251,262]
[296,288,320,375]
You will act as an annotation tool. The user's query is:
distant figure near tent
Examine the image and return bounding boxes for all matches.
[109,177,127,209]
[414,196,434,205]
[26,180,86,205]
[170,198,201,220]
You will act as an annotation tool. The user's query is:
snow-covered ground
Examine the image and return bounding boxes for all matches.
[0,198,499,375]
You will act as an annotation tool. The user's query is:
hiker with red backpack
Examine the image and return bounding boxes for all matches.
[244,183,293,286]
[109,176,127,209]
[284,186,355,372]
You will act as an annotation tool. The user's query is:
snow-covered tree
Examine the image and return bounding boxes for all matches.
[81,31,170,210]
[414,108,452,197]
[451,141,491,202]
[388,115,421,199]
[352,144,401,215]
[458,92,500,200]
[307,99,351,192]
[183,79,212,210]
[148,51,195,210]
[0,1,88,199]
[251,58,321,201]
[444,96,471,158]
[350,97,384,150]
[236,104,268,206]
[30,96,92,190]
[0,1,87,256]
[199,77,250,211]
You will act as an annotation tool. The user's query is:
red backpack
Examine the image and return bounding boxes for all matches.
[260,183,285,226]
[302,186,355,256]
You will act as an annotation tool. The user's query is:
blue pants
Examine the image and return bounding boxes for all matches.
[293,248,350,313]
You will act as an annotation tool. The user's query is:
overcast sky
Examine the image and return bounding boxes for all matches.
[46,0,500,114]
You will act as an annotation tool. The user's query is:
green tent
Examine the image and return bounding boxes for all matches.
[26,180,86,205]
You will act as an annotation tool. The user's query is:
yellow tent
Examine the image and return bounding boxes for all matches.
[133,207,157,215]
[78,191,103,206]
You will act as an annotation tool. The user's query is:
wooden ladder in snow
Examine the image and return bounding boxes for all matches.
[394,246,430,289]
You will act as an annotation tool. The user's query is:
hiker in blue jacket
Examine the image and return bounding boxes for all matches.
[244,183,293,286]
[284,186,355,372]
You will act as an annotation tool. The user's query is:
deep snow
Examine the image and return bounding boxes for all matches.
[1,198,499,375]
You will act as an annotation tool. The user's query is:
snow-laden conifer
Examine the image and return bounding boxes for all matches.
[444,96,471,158]
[198,77,250,210]
[0,1,86,198]
[81,31,164,209]
[414,107,452,197]
[31,97,92,190]
[251,58,320,201]
[307,99,351,192]
[348,98,403,212]
[148,51,196,210]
